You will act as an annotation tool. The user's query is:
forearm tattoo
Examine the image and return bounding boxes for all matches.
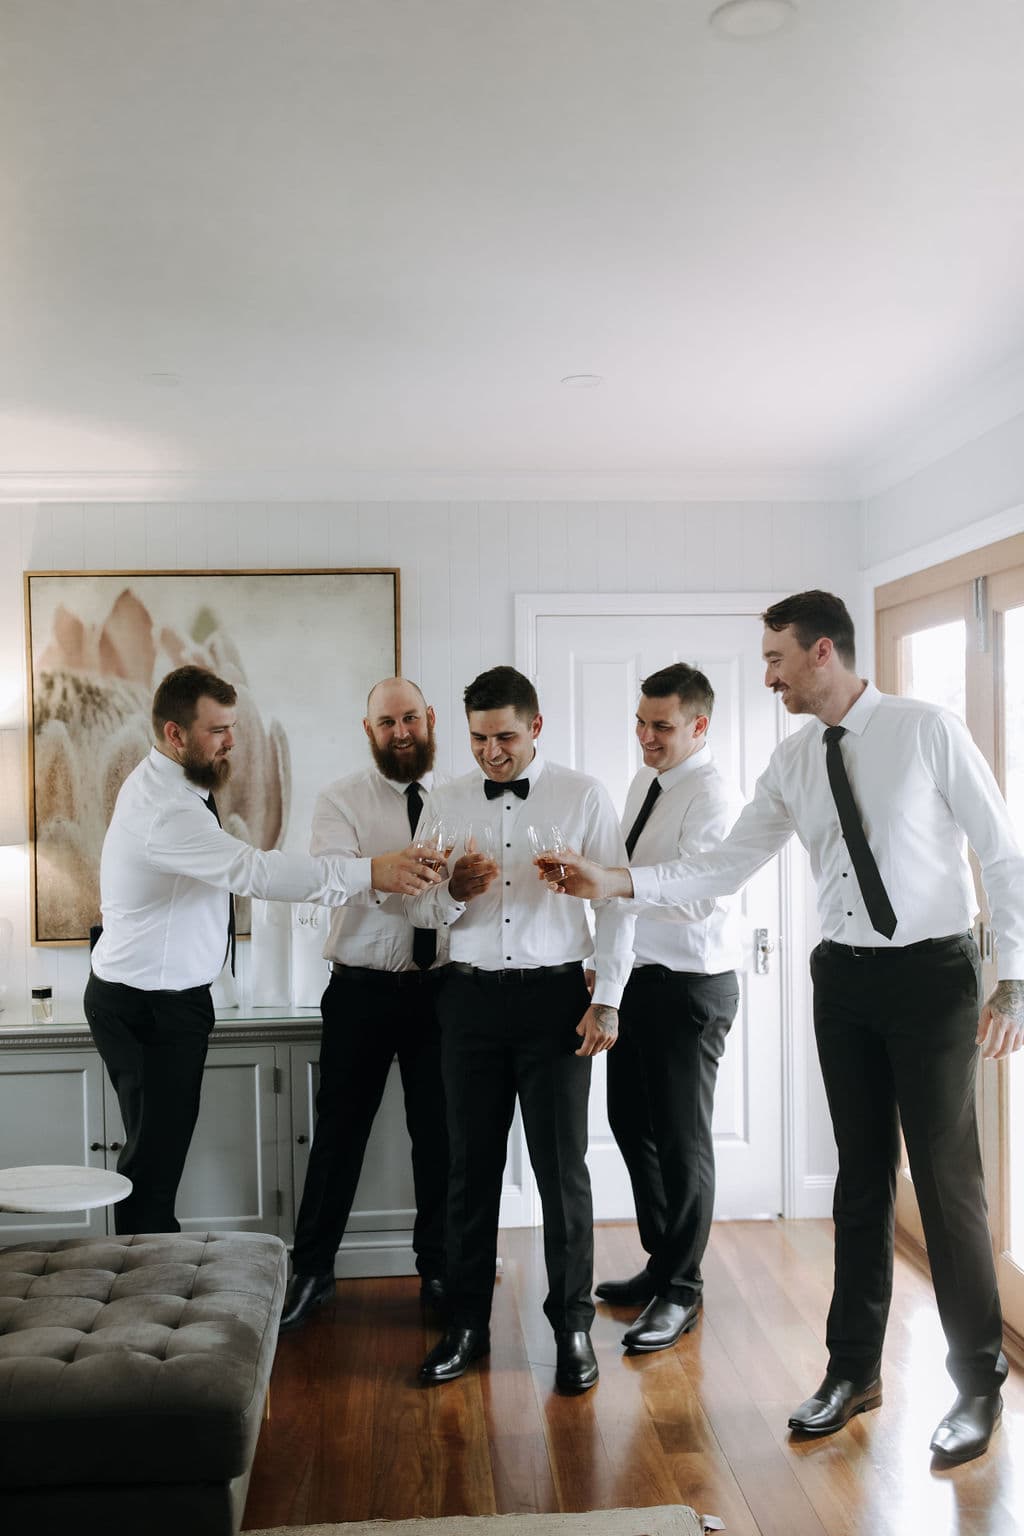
[591,1004,619,1042]
[990,979,1024,1023]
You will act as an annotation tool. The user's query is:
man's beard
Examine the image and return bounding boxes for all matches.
[370,724,436,784]
[181,748,232,792]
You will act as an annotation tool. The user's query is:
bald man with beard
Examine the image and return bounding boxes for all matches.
[281,678,452,1329]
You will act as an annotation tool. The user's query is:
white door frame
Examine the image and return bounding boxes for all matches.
[515,589,817,1222]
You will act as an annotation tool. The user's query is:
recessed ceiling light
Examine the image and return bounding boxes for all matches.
[709,0,798,39]
[561,374,604,389]
[145,371,181,387]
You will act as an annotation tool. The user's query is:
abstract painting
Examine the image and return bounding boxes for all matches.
[24,568,399,943]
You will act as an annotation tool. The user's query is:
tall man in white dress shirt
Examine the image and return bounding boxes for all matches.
[408,666,634,1393]
[280,678,451,1329]
[594,663,742,1353]
[551,592,1024,1464]
[85,665,439,1237]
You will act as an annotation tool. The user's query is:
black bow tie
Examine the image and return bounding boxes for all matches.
[484,778,530,800]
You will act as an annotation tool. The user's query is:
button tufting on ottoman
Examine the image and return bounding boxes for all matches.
[0,1231,287,1536]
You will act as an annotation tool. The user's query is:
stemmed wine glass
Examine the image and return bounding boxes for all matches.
[526,823,568,886]
[463,819,496,860]
[414,815,458,874]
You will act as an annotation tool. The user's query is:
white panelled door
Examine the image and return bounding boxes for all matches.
[528,603,786,1221]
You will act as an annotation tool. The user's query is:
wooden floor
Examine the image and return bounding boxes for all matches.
[244,1220,1024,1536]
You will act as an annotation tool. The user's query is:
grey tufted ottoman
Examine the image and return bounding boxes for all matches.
[0,1231,287,1536]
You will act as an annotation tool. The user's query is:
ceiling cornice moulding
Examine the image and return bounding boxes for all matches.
[0,465,858,506]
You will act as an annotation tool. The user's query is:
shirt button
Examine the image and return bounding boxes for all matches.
[842,873,848,879]
[846,911,853,917]
[506,842,511,848]
[506,955,512,961]
[505,880,511,886]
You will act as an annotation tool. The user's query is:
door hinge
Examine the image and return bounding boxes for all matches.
[754,927,775,975]
[275,1188,284,1215]
[273,1066,283,1094]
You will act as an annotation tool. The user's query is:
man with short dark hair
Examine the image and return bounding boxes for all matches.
[280,677,451,1329]
[594,662,742,1353]
[407,665,634,1393]
[551,591,1024,1463]
[85,665,439,1235]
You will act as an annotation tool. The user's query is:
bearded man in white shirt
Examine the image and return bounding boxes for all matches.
[280,677,451,1330]
[550,590,1024,1465]
[593,663,742,1354]
[408,665,634,1394]
[85,665,439,1237]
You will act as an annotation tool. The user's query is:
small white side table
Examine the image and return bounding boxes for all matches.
[0,1164,132,1213]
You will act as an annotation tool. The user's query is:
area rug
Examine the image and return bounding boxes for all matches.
[244,1505,706,1536]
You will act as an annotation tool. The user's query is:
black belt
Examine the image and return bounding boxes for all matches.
[330,963,449,987]
[449,961,582,984]
[818,933,970,960]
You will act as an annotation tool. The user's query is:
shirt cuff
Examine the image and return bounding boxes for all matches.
[995,948,1024,983]
[591,979,624,1009]
[346,857,373,897]
[628,865,660,905]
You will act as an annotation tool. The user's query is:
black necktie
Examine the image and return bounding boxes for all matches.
[484,778,529,800]
[625,777,662,858]
[405,782,437,970]
[823,726,897,940]
[205,792,237,974]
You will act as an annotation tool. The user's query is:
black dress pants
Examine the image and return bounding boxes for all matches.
[290,968,448,1279]
[608,965,739,1303]
[439,966,595,1333]
[811,935,1007,1396]
[84,971,215,1234]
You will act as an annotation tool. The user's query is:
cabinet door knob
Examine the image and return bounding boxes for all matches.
[109,1141,123,1152]
[90,1141,105,1151]
[296,1134,309,1145]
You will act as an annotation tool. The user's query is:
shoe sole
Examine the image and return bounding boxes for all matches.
[419,1344,490,1383]
[622,1312,702,1353]
[929,1407,1002,1464]
[788,1391,882,1433]
[556,1372,599,1394]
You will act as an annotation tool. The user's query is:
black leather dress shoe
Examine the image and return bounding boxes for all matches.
[419,1327,490,1383]
[419,1275,447,1313]
[555,1330,599,1393]
[930,1391,1002,1463]
[279,1271,335,1331]
[622,1296,701,1352]
[594,1270,657,1306]
[788,1373,883,1435]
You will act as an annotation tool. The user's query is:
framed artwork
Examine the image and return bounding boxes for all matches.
[24,568,400,944]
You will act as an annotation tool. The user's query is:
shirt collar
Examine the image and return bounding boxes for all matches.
[817,680,881,740]
[149,745,209,801]
[378,767,435,796]
[478,750,545,794]
[657,742,712,792]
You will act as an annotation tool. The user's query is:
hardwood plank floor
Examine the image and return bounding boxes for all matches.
[244,1221,1024,1536]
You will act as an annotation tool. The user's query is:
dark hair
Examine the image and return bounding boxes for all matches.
[152,665,237,737]
[463,665,539,719]
[761,590,856,668]
[640,662,714,719]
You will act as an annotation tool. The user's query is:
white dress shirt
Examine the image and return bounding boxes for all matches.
[312,765,450,973]
[626,746,743,974]
[630,684,1024,979]
[406,753,635,1008]
[92,748,371,990]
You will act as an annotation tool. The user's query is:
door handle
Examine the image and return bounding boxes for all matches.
[754,928,775,975]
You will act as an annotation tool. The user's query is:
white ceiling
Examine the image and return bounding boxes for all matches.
[4,0,1024,501]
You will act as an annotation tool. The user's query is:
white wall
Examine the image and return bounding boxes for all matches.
[0,498,859,1209]
[861,407,1024,569]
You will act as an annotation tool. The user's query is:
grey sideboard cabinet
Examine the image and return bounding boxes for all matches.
[0,1014,420,1276]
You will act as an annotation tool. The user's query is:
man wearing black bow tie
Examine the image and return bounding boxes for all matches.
[407,666,633,1393]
